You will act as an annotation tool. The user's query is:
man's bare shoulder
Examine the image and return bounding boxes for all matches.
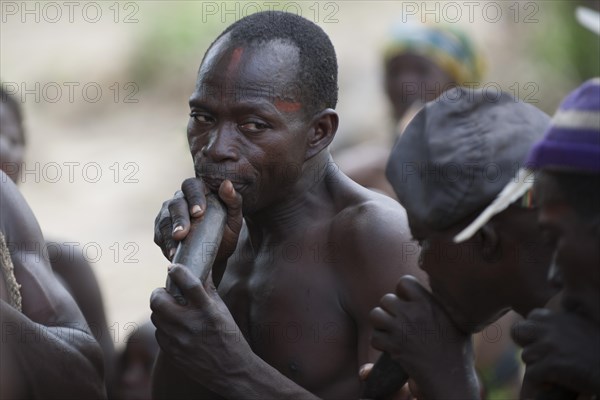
[0,172,37,237]
[325,174,419,275]
[329,176,412,247]
[0,172,87,325]
[324,172,426,317]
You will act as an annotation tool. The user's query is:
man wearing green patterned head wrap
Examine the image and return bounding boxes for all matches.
[383,20,486,124]
[335,21,485,199]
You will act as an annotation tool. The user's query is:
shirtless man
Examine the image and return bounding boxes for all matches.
[0,171,105,399]
[150,11,421,399]
[0,85,116,395]
[511,78,600,397]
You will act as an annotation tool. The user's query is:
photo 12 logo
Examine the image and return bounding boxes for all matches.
[2,82,139,104]
[0,161,140,184]
[198,1,340,24]
[1,1,140,24]
[5,240,141,265]
[400,1,540,24]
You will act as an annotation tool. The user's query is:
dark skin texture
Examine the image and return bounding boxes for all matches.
[115,321,159,400]
[384,53,454,124]
[369,203,557,399]
[150,35,423,400]
[408,206,556,332]
[0,172,106,399]
[47,241,116,396]
[512,171,600,395]
[0,99,116,397]
[1,94,112,389]
[369,276,479,400]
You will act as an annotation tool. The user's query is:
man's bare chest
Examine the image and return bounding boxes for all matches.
[217,248,356,385]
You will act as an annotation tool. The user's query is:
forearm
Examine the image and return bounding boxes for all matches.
[155,349,319,400]
[2,302,106,399]
[153,351,227,400]
[416,363,480,400]
[409,337,480,400]
[207,354,320,400]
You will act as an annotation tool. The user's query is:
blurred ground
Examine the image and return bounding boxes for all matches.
[1,0,598,348]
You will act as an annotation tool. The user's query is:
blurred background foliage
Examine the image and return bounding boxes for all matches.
[525,0,600,108]
[534,0,599,82]
[126,3,220,88]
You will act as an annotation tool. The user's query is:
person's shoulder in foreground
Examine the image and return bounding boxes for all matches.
[0,171,106,400]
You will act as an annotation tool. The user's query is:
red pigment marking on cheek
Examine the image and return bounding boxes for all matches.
[226,47,244,78]
[274,99,302,113]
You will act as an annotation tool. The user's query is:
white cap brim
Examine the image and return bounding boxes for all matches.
[576,7,600,35]
[453,168,535,243]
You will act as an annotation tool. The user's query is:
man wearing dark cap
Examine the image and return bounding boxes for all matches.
[369,87,556,398]
[510,78,600,397]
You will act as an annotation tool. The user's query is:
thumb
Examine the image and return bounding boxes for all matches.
[219,180,243,232]
[395,275,427,301]
[168,264,210,305]
[217,180,244,260]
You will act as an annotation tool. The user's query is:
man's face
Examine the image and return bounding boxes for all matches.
[385,53,454,121]
[0,102,24,183]
[406,212,509,333]
[536,172,600,324]
[406,204,553,333]
[187,35,310,214]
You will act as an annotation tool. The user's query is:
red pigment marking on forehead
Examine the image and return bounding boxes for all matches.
[274,99,302,113]
[226,47,244,78]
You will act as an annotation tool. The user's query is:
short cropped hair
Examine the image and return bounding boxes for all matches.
[208,11,338,117]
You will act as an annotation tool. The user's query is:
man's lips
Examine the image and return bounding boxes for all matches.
[200,175,250,193]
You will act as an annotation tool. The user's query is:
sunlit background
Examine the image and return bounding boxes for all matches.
[1,0,599,347]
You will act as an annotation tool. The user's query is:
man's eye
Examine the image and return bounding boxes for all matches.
[190,113,213,124]
[240,121,269,132]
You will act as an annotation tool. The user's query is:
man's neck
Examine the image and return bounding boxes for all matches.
[244,152,336,249]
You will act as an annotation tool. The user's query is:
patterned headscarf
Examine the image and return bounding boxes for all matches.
[383,20,486,85]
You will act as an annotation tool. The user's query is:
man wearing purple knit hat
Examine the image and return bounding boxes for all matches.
[510,78,600,397]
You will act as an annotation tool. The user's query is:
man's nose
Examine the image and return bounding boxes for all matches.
[202,124,238,162]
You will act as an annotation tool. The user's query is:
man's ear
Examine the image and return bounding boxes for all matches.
[479,224,501,262]
[305,109,338,160]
